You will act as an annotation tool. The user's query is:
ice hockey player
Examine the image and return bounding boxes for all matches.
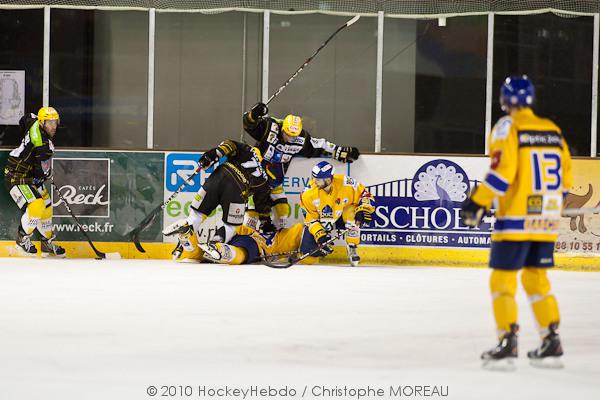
[200,223,305,265]
[243,102,360,231]
[163,139,272,261]
[299,161,374,266]
[4,107,65,257]
[460,75,572,370]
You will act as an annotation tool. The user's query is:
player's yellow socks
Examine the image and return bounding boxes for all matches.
[345,227,360,246]
[38,205,53,239]
[215,243,247,265]
[175,229,202,261]
[490,269,518,337]
[21,198,45,235]
[521,267,560,336]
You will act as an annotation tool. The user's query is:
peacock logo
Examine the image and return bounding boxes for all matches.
[412,160,469,206]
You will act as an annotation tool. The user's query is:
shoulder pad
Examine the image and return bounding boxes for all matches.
[343,175,358,189]
[491,116,512,143]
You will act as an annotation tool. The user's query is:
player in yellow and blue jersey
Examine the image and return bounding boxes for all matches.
[461,76,572,370]
[199,223,305,265]
[299,161,374,266]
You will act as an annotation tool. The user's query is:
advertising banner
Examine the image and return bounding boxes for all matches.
[163,152,222,243]
[0,70,25,125]
[0,150,164,243]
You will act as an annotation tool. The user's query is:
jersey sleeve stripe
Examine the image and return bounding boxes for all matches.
[483,171,509,194]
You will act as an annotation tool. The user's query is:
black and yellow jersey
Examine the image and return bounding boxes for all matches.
[243,113,336,184]
[4,114,54,186]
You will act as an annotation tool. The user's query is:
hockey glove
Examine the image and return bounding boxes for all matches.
[460,198,486,227]
[354,204,373,227]
[33,176,45,186]
[259,215,277,233]
[250,102,269,120]
[199,149,220,170]
[314,229,333,256]
[333,146,360,163]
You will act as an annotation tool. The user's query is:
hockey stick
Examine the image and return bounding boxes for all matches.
[128,165,203,253]
[50,178,121,260]
[263,228,351,269]
[265,15,360,105]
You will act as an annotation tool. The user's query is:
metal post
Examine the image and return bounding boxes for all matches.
[375,11,384,152]
[591,14,599,157]
[147,8,156,149]
[484,13,495,155]
[42,6,50,107]
[241,12,247,142]
[262,10,270,103]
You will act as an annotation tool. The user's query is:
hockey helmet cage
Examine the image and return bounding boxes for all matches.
[282,114,302,137]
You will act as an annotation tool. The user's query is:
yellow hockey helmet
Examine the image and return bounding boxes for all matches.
[282,114,302,137]
[38,107,60,124]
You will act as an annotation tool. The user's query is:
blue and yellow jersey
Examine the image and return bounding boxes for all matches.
[300,174,372,238]
[234,223,304,256]
[472,107,572,242]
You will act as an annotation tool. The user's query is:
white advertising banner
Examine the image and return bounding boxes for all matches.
[163,152,600,255]
[0,70,25,125]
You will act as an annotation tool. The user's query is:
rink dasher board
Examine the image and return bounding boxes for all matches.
[0,240,598,271]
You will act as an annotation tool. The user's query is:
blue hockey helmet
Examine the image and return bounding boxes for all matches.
[312,161,335,180]
[500,75,535,111]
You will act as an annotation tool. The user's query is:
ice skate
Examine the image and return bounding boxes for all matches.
[41,236,66,258]
[163,220,192,237]
[16,227,37,257]
[528,323,564,369]
[481,324,518,371]
[200,242,223,262]
[346,243,360,266]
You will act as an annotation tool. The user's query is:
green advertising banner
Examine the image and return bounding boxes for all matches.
[1,150,164,243]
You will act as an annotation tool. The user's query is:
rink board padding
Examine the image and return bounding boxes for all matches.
[1,240,598,271]
[3,151,600,269]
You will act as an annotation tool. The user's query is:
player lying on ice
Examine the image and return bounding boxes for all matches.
[163,161,374,267]
[243,102,360,231]
[162,139,273,260]
[170,222,304,265]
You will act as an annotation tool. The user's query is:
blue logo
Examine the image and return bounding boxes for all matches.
[165,153,219,193]
[361,159,492,248]
[412,159,469,206]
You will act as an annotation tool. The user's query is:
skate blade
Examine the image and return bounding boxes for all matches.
[529,357,564,369]
[41,252,66,258]
[14,244,37,257]
[199,244,221,262]
[481,357,517,372]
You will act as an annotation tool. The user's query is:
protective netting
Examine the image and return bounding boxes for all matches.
[2,1,600,17]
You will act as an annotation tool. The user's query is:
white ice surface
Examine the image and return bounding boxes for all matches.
[0,258,599,400]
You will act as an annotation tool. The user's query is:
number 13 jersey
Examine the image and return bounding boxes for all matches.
[471,107,573,242]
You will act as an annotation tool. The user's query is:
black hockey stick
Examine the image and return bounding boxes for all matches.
[263,228,351,269]
[50,178,121,260]
[128,165,203,253]
[265,15,360,105]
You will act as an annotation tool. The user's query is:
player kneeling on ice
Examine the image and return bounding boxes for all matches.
[299,161,374,266]
[4,107,65,257]
[162,140,272,262]
[460,75,571,370]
